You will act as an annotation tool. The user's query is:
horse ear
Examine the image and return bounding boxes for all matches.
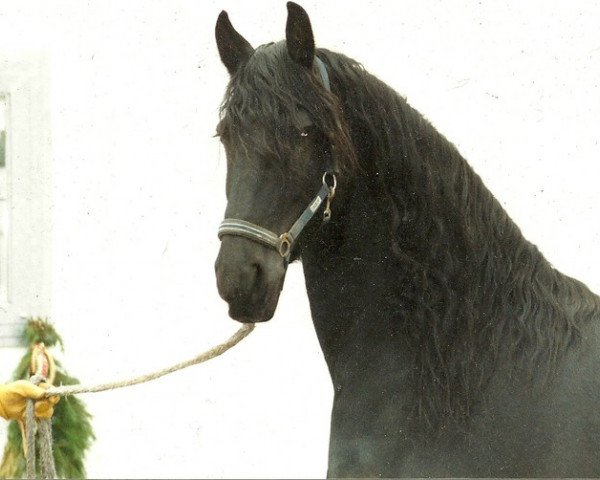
[285,2,315,68]
[215,11,254,75]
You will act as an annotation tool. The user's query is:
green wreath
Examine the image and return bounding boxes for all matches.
[0,318,95,479]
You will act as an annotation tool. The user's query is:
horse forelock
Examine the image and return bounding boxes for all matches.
[218,42,357,179]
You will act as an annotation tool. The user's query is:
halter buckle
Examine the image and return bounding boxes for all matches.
[322,173,337,222]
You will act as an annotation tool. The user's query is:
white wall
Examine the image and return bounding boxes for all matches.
[0,1,599,478]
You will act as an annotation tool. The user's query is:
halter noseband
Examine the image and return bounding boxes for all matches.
[217,56,337,261]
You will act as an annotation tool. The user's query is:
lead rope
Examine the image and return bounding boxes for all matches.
[25,343,57,479]
[25,395,55,480]
[22,323,254,479]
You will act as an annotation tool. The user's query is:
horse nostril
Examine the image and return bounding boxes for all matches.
[215,252,266,303]
[251,262,262,284]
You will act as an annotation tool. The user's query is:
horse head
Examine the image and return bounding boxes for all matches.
[214,3,351,322]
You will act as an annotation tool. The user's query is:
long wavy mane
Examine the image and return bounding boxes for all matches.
[220,42,600,429]
[317,48,600,428]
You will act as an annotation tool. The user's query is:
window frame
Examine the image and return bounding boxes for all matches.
[0,53,52,347]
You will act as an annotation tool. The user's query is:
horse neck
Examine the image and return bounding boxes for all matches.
[301,169,410,380]
[302,74,531,336]
[301,69,600,415]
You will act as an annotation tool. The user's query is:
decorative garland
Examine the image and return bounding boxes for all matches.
[0,318,95,479]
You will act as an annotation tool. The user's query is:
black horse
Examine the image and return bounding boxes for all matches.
[214,3,600,477]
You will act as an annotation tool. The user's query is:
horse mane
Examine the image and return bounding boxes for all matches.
[219,42,600,430]
[317,48,600,428]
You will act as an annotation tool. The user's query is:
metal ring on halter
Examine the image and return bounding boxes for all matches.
[278,233,292,258]
[322,172,337,192]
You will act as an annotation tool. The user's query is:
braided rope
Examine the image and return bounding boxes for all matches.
[38,419,56,479]
[25,373,57,479]
[44,323,254,398]
[25,400,36,479]
[24,323,254,478]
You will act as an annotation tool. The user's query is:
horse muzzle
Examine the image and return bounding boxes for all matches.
[215,236,287,323]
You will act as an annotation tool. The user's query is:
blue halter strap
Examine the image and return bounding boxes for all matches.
[314,56,330,92]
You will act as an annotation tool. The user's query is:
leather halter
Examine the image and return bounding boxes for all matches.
[217,56,336,261]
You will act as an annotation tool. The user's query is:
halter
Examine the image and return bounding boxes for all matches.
[218,56,337,261]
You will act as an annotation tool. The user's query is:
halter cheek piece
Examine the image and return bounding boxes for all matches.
[217,56,337,261]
